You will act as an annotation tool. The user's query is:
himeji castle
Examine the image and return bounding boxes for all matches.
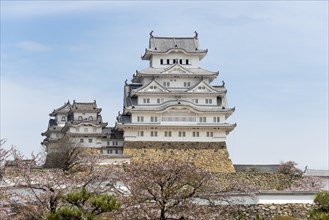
[115,32,236,172]
[42,32,237,172]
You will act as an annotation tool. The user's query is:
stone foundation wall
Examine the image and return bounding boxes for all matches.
[227,203,315,220]
[123,141,235,172]
[214,173,295,190]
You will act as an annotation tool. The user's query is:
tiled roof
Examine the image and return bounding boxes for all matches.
[142,32,208,60]
[136,67,218,76]
[305,169,329,177]
[49,101,71,116]
[102,127,124,139]
[150,37,199,52]
[234,164,280,173]
[125,100,235,113]
[71,100,100,111]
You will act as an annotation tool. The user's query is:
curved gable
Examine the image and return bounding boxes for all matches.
[134,79,169,93]
[160,64,191,75]
[187,80,220,93]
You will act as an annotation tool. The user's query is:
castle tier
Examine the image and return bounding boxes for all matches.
[41,100,129,166]
[116,32,236,172]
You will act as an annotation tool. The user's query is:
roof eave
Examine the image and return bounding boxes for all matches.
[142,49,207,60]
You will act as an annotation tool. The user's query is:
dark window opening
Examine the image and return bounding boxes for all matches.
[160,59,163,65]
[166,59,170,64]
[186,59,189,65]
[179,59,183,65]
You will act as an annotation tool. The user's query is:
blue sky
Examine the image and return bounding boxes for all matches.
[1,1,328,170]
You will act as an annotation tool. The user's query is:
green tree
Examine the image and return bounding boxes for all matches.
[48,188,120,220]
[309,191,329,220]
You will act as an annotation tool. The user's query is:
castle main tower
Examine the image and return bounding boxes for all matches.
[116,32,236,172]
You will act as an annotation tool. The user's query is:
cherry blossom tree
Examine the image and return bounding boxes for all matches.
[10,150,117,220]
[0,139,12,219]
[278,161,303,176]
[44,135,84,172]
[114,158,253,220]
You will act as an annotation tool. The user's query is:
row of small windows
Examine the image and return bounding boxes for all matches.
[75,127,97,132]
[199,117,221,123]
[107,141,119,146]
[106,149,120,154]
[205,99,212,104]
[137,116,221,123]
[143,98,150,104]
[141,97,214,105]
[162,82,191,87]
[138,116,159,123]
[137,116,158,123]
[138,131,214,137]
[184,82,191,87]
[160,59,190,65]
[142,98,164,104]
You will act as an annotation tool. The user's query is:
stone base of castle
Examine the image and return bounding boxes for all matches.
[123,141,235,173]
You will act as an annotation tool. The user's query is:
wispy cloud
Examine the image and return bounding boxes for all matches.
[15,40,51,52]
[1,1,134,18]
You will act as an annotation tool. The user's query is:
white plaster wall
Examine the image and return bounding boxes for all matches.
[195,193,315,205]
[73,137,102,148]
[256,194,314,204]
[123,127,227,142]
[132,111,227,124]
[69,126,102,134]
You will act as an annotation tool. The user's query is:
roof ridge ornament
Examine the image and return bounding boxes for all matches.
[194,31,198,39]
[150,30,154,38]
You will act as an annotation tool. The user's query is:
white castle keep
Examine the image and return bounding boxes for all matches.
[42,32,236,172]
[116,32,236,143]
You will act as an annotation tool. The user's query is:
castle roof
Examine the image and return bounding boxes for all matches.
[102,127,124,139]
[117,122,237,134]
[142,32,207,60]
[70,100,101,113]
[134,66,218,83]
[124,100,235,115]
[49,101,71,116]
